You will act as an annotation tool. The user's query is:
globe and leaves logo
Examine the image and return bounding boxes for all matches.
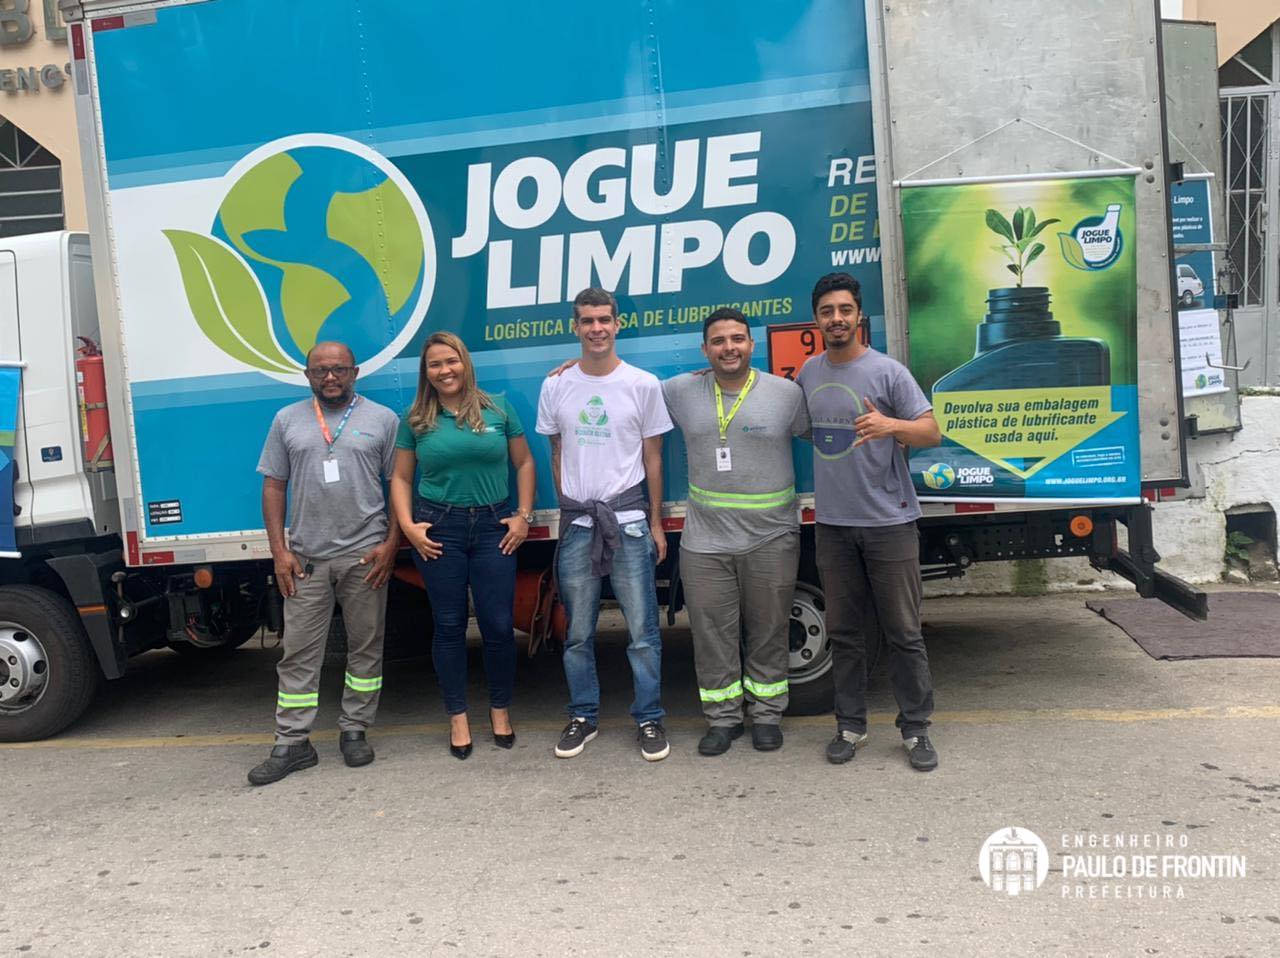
[162,135,434,378]
[922,462,956,490]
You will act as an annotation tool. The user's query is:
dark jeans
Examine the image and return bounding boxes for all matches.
[411,500,517,716]
[814,520,934,738]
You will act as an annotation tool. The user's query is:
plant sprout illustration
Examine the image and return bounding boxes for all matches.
[985,206,1059,287]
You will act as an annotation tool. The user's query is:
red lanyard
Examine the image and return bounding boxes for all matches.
[313,395,359,453]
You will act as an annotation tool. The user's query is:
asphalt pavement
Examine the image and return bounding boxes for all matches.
[4,592,1278,957]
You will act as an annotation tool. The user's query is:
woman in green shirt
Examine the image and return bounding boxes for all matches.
[390,332,536,759]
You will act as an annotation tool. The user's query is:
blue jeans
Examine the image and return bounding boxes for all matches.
[411,500,517,716]
[556,517,663,725]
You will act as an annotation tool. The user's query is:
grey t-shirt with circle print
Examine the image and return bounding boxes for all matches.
[257,395,400,559]
[797,349,932,527]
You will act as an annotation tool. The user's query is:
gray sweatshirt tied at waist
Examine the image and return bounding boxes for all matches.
[558,484,649,577]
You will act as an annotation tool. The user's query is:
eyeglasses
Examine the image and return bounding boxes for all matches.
[306,365,355,380]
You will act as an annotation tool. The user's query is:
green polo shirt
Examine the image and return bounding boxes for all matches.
[395,396,524,506]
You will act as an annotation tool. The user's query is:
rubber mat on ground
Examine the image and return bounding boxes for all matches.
[1086,591,1280,660]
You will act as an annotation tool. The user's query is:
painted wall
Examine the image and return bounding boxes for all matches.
[1176,1,1280,65]
[0,2,84,230]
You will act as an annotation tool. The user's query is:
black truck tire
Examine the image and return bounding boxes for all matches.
[0,585,101,742]
[169,623,261,657]
[783,578,884,717]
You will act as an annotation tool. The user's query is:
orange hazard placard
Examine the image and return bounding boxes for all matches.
[767,323,825,381]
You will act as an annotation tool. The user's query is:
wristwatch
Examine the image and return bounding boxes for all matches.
[517,509,535,523]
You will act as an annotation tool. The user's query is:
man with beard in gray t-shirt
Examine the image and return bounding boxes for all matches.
[663,307,809,755]
[797,273,942,772]
[248,341,401,786]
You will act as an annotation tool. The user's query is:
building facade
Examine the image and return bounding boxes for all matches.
[0,0,82,235]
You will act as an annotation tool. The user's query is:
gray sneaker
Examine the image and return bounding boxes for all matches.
[904,734,938,771]
[825,729,868,765]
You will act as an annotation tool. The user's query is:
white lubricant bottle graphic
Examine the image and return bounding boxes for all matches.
[1075,204,1122,266]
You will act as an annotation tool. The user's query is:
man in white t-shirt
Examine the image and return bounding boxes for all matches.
[536,287,673,762]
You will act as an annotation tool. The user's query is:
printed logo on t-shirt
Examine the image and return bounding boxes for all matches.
[810,382,865,460]
[575,395,613,447]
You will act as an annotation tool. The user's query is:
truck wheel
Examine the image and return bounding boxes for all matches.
[1180,289,1194,306]
[0,585,100,742]
[783,579,884,717]
[169,623,260,657]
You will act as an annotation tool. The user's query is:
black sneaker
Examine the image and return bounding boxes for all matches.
[825,729,867,765]
[751,723,783,751]
[697,723,745,756]
[637,721,670,762]
[339,730,374,768]
[905,734,938,771]
[554,717,598,758]
[247,740,319,785]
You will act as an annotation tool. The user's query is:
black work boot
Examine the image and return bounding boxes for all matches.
[697,723,745,756]
[248,740,319,786]
[751,723,783,752]
[339,730,375,768]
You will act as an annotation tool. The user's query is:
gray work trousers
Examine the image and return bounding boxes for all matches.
[274,551,388,744]
[680,532,799,726]
[814,521,934,738]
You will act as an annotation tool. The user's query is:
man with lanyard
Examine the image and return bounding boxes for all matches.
[663,307,810,755]
[797,273,942,771]
[248,341,401,786]
[536,287,673,762]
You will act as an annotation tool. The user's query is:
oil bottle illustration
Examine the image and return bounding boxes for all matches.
[933,205,1110,393]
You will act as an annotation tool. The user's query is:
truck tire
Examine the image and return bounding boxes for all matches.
[783,578,884,717]
[0,585,101,742]
[169,623,260,657]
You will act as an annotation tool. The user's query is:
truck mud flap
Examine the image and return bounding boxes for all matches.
[44,550,127,678]
[1105,505,1208,621]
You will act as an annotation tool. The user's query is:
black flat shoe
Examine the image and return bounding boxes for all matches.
[450,740,473,760]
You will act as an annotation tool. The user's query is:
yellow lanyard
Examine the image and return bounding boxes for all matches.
[715,370,757,443]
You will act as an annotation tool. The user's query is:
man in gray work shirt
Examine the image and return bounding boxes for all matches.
[664,307,810,755]
[248,341,401,786]
[797,273,942,771]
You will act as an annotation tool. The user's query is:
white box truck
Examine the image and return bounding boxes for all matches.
[0,0,1203,741]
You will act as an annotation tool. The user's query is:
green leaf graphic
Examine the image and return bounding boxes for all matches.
[1012,206,1025,241]
[1058,232,1089,270]
[985,209,1015,243]
[162,230,300,373]
[1024,242,1046,269]
[1029,217,1060,239]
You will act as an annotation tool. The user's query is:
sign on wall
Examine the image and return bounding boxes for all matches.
[900,175,1141,502]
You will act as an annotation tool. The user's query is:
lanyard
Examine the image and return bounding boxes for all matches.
[313,394,360,454]
[714,369,757,442]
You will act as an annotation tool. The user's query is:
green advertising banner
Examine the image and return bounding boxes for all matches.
[901,175,1141,501]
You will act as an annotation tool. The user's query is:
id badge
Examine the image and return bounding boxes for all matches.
[323,458,341,483]
[715,446,732,472]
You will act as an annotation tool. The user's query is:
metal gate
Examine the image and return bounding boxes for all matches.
[1222,23,1280,386]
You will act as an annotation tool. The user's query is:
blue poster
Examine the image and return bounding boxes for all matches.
[1170,178,1214,310]
[0,367,20,556]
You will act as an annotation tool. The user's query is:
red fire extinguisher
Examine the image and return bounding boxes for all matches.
[76,336,113,471]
